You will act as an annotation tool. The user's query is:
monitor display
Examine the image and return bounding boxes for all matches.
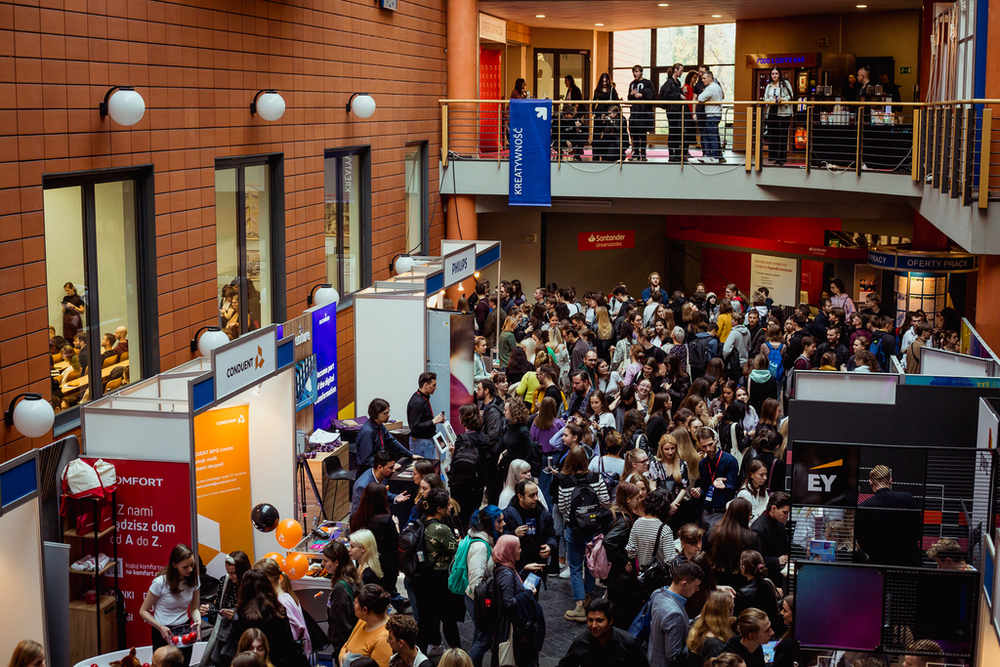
[796,564,884,651]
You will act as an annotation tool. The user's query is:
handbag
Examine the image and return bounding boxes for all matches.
[637,524,670,593]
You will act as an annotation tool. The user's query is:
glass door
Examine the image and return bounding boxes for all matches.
[533,50,590,100]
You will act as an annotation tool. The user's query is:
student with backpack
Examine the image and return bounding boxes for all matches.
[409,489,464,656]
[744,355,778,421]
[449,405,491,531]
[489,535,546,667]
[554,447,612,623]
[452,506,503,667]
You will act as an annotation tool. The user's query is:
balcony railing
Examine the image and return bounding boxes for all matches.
[439,99,1000,209]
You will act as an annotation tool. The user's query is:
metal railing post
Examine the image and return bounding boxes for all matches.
[959,106,971,202]
[754,105,763,171]
[744,105,752,172]
[441,104,449,167]
[556,101,562,166]
[911,107,921,181]
[497,101,502,166]
[855,104,863,175]
[949,106,961,197]
[941,107,953,193]
[979,108,992,209]
[805,106,812,174]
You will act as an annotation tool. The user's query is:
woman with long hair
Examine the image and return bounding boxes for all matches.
[763,67,794,165]
[682,70,700,155]
[234,570,308,667]
[663,353,691,405]
[621,408,648,453]
[463,506,504,667]
[648,433,688,508]
[504,346,533,386]
[687,590,736,667]
[723,608,774,667]
[829,278,856,319]
[717,299,735,344]
[622,448,653,494]
[236,628,276,667]
[499,397,536,479]
[603,481,646,628]
[139,544,201,665]
[627,487,677,578]
[745,355,778,419]
[635,378,653,414]
[622,345,646,387]
[773,595,799,667]
[340,584,393,667]
[595,358,622,399]
[498,315,519,370]
[321,540,360,657]
[639,356,664,395]
[412,489,464,654]
[735,386,759,433]
[254,558,311,655]
[718,400,751,465]
[706,498,761,590]
[349,528,383,587]
[593,306,616,362]
[709,381,737,417]
[199,550,250,630]
[757,398,780,433]
[499,459,547,509]
[645,392,673,447]
[350,482,400,597]
[530,395,564,506]
[612,321,636,374]
[735,460,769,524]
[587,389,616,431]
[7,641,44,667]
[593,73,622,162]
[613,384,638,431]
[734,550,782,635]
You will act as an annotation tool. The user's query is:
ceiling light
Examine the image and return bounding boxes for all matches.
[536,14,545,18]
[659,3,669,6]
[856,4,867,7]
[595,23,604,26]
[712,15,722,18]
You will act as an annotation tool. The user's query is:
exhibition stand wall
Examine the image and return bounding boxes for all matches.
[78,324,298,648]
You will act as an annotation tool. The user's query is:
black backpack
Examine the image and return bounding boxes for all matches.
[398,520,431,578]
[473,567,500,632]
[568,475,612,533]
[448,437,482,489]
[687,337,712,378]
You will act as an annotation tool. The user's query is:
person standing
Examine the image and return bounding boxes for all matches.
[647,561,704,667]
[763,68,793,165]
[387,615,432,667]
[503,479,558,577]
[61,282,86,340]
[696,70,725,163]
[856,465,921,566]
[593,73,622,162]
[478,379,506,506]
[659,63,686,163]
[407,372,445,460]
[557,598,650,667]
[139,544,201,667]
[692,428,739,529]
[750,492,791,590]
[352,452,410,513]
[722,608,774,667]
[627,65,655,161]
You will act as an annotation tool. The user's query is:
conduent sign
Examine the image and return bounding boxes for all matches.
[578,230,635,251]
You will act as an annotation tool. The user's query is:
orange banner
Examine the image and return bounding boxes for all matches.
[194,405,254,563]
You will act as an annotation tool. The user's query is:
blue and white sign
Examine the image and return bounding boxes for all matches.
[509,99,552,207]
[312,302,338,431]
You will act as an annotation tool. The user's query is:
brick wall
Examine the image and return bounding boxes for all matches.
[0,0,447,461]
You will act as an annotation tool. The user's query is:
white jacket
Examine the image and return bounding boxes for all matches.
[465,529,495,598]
[764,81,794,117]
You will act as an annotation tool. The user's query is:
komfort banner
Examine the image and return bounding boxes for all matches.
[508,98,552,207]
[83,457,192,647]
[312,301,339,430]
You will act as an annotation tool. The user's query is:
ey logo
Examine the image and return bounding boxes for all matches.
[255,345,265,370]
[807,459,842,493]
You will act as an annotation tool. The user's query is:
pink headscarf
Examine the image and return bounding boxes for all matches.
[492,535,521,572]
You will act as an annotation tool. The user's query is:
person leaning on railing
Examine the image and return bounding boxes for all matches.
[763,68,794,166]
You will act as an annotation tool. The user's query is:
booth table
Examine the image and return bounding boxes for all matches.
[811,122,913,171]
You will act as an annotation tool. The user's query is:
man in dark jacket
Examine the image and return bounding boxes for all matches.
[856,464,922,566]
[693,428,739,529]
[627,65,655,161]
[783,314,808,372]
[658,63,685,162]
[356,397,413,477]
[750,492,790,590]
[406,371,444,459]
[813,326,849,369]
[557,598,650,667]
[871,314,900,371]
[504,480,558,576]
[478,378,505,505]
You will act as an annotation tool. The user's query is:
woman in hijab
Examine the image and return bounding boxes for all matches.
[490,535,543,667]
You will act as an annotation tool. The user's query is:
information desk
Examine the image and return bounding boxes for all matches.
[811,122,913,171]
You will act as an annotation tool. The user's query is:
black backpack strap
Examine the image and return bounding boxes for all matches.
[651,523,664,561]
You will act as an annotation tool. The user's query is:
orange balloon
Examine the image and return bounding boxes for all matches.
[262,552,285,570]
[275,518,303,549]
[285,552,310,580]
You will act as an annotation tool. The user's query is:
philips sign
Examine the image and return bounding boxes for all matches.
[443,246,476,286]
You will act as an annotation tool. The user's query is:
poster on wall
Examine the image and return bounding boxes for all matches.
[450,313,475,432]
[578,230,636,251]
[194,405,254,568]
[750,254,798,306]
[295,355,318,412]
[312,301,338,430]
[84,458,192,647]
[479,47,502,154]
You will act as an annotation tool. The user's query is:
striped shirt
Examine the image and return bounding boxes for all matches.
[627,517,676,568]
[554,472,610,522]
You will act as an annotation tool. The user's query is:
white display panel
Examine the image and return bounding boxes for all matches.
[82,410,191,461]
[920,346,994,377]
[0,499,47,661]
[354,292,427,422]
[794,370,898,404]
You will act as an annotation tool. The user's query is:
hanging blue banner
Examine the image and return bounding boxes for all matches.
[311,301,338,431]
[508,98,552,207]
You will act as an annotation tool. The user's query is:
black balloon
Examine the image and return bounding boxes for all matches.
[251,503,280,532]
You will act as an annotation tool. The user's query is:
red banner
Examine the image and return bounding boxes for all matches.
[86,458,193,647]
[578,230,636,251]
[479,47,502,154]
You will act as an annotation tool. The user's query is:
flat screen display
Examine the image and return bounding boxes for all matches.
[796,564,884,651]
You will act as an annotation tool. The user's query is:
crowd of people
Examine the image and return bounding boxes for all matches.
[48,313,131,412]
[13,274,965,667]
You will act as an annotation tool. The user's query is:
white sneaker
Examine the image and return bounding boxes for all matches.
[559,564,571,579]
[688,157,701,164]
[703,157,720,164]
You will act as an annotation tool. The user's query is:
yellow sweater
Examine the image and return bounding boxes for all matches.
[340,619,392,667]
[717,313,733,344]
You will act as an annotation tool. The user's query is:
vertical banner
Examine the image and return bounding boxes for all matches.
[86,458,192,647]
[194,405,254,567]
[449,313,475,432]
[508,98,552,207]
[312,301,339,430]
[479,47,502,154]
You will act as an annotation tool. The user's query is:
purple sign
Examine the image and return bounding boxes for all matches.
[312,301,338,431]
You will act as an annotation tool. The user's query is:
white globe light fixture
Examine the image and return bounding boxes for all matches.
[307,283,340,308]
[347,93,376,119]
[190,326,229,357]
[5,394,55,439]
[99,86,146,126]
[251,90,286,122]
[394,254,416,275]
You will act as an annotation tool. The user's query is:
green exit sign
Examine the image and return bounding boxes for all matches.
[900,66,912,74]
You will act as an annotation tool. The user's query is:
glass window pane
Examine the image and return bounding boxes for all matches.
[704,23,736,66]
[323,158,339,293]
[404,145,423,255]
[342,155,360,295]
[655,26,698,68]
[535,52,555,100]
[613,30,651,71]
[94,180,141,389]
[245,164,270,331]
[215,168,240,337]
[43,186,87,414]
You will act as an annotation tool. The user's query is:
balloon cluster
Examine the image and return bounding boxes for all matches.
[251,504,308,579]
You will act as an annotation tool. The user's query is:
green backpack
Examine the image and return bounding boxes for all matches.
[447,535,491,595]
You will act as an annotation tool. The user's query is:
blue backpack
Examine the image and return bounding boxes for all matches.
[628,594,655,647]
[870,335,887,371]
[764,341,785,381]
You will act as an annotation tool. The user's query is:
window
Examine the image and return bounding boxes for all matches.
[42,166,157,421]
[324,147,372,298]
[404,142,429,256]
[215,154,285,339]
